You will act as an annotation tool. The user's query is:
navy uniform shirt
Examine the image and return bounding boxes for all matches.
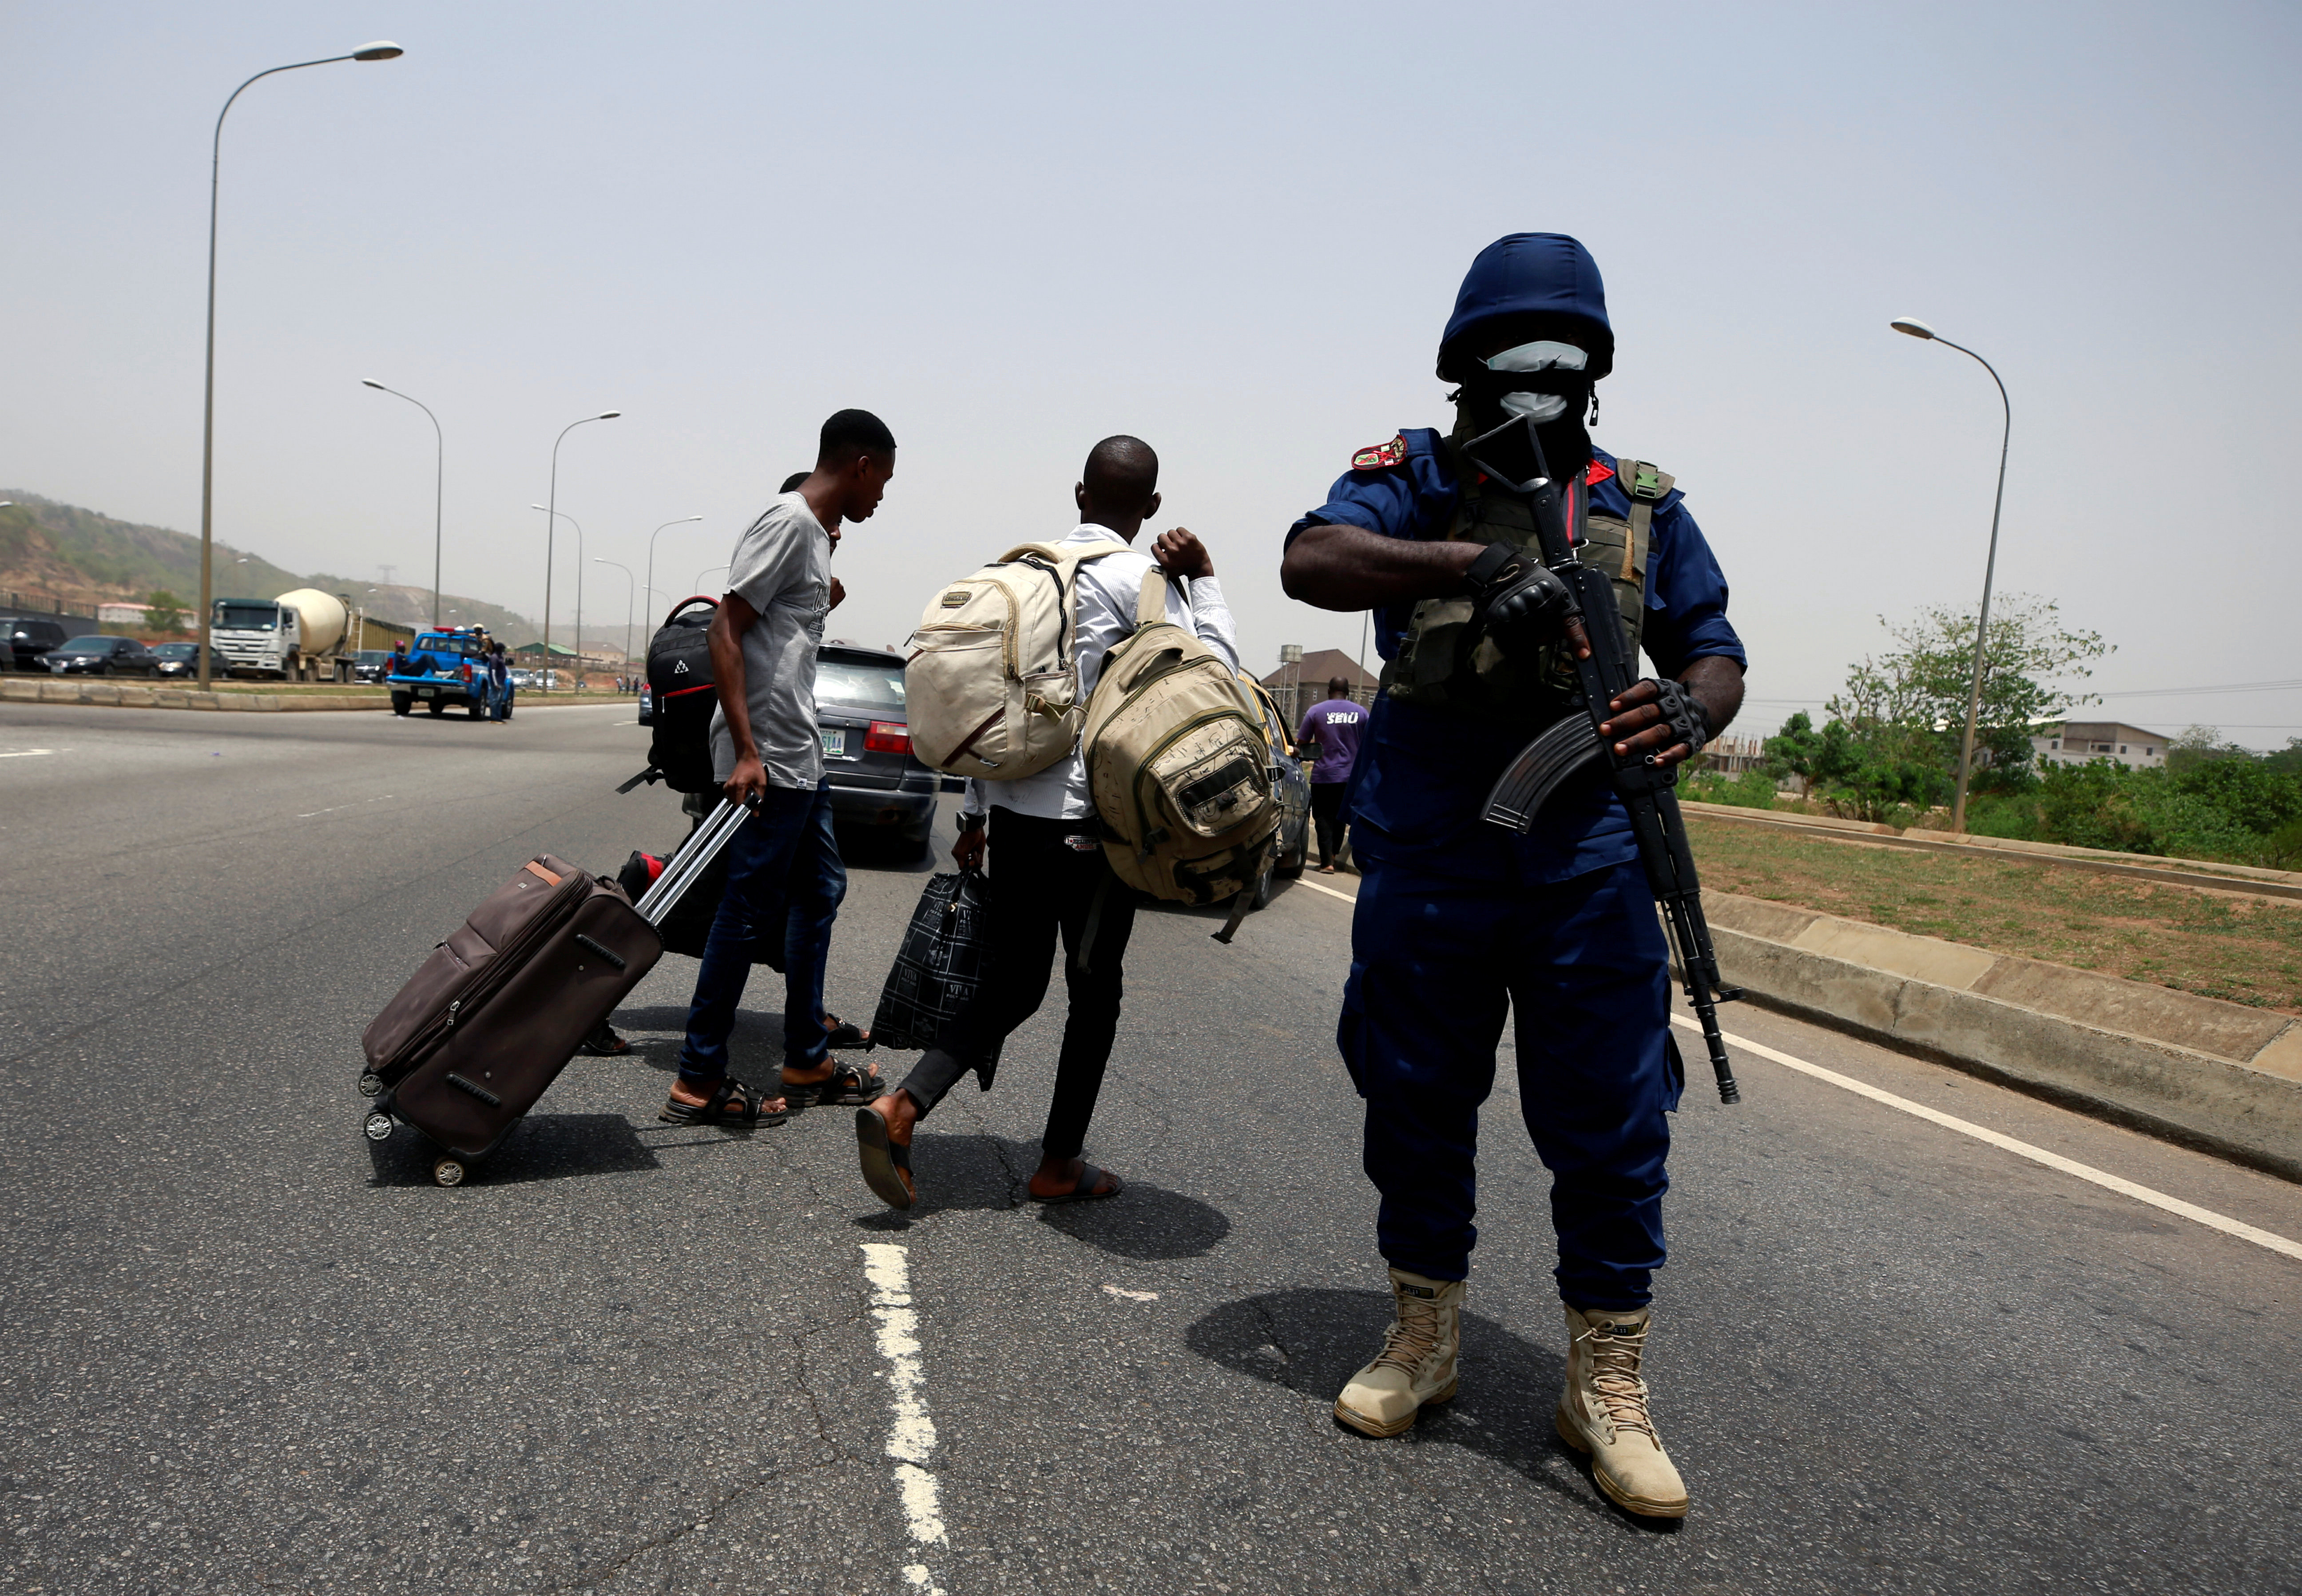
[1286,430,1747,883]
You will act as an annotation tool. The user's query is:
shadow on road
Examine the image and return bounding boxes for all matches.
[606,1004,793,1076]
[1185,1287,1657,1527]
[364,1113,664,1187]
[872,1131,1233,1258]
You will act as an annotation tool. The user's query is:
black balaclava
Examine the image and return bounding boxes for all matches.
[1445,333,1597,483]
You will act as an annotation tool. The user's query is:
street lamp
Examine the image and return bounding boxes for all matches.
[645,515,704,634]
[1891,315,2012,835]
[593,558,636,685]
[197,42,404,690]
[696,564,730,596]
[532,502,586,691]
[360,380,443,626]
[540,412,619,691]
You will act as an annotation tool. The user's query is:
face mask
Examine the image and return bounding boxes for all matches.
[1484,341,1587,424]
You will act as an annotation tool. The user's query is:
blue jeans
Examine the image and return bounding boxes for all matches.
[1338,855,1680,1310]
[676,781,846,1086]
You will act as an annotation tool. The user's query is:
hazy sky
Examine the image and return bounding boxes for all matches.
[6,1,2298,741]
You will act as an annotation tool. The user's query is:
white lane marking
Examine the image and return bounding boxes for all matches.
[1676,1014,2302,1263]
[1103,1284,1159,1302]
[298,794,397,819]
[0,748,56,758]
[860,1243,948,1592]
[1296,877,1358,905]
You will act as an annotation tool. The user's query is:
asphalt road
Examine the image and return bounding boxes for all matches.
[3,701,2298,1596]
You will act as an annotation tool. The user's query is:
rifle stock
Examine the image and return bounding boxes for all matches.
[1468,416,1743,1105]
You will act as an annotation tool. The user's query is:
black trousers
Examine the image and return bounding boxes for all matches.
[896,808,1140,1160]
[1311,781,1349,866]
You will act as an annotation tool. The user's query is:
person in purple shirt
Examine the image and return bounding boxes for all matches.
[1294,676,1367,872]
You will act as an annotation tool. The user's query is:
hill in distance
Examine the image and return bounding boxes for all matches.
[0,491,556,649]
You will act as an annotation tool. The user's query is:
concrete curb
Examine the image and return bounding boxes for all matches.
[1701,892,2302,1181]
[0,678,389,713]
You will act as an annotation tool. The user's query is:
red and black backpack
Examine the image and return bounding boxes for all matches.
[632,597,721,795]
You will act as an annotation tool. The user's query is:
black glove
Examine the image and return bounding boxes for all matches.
[1642,677,1712,764]
[1462,541,1578,652]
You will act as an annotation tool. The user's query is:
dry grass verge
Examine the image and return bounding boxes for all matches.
[1687,817,2302,1016]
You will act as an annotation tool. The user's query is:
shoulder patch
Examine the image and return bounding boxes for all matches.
[1584,459,1615,486]
[1351,435,1408,471]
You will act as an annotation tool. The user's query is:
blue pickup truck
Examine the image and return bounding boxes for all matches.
[388,630,497,720]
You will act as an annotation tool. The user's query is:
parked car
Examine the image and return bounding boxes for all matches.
[1239,673,1312,907]
[816,644,940,855]
[150,641,232,680]
[348,649,395,684]
[42,635,162,677]
[2,617,68,672]
[387,629,488,719]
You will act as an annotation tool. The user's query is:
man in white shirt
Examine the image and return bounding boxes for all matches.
[661,410,895,1129]
[855,436,1238,1208]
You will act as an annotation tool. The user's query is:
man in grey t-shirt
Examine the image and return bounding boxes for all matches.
[661,409,897,1130]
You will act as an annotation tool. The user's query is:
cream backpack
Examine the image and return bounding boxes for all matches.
[1082,571,1278,940]
[905,542,1124,780]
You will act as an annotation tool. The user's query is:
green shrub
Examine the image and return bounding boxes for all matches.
[1683,767,1778,809]
[1959,792,2043,840]
[2035,760,2287,862]
[2262,817,2302,871]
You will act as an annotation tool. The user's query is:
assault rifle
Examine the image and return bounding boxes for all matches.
[1469,416,1744,1105]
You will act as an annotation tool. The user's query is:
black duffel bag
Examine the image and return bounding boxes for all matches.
[615,836,780,970]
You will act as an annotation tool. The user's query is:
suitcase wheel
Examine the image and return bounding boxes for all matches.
[357,1071,385,1098]
[362,1111,395,1142]
[432,1158,468,1188]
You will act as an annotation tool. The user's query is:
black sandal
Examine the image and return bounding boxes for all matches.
[579,1020,631,1057]
[783,1058,880,1109]
[1033,1163,1123,1204]
[855,1105,916,1211]
[658,1077,786,1129]
[822,1012,873,1050]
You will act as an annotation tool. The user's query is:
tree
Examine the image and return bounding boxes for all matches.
[1762,711,1824,790]
[143,590,187,632]
[1828,594,2109,789]
[2165,725,2255,773]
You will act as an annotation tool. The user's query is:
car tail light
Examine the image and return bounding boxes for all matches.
[460,662,472,682]
[865,721,911,755]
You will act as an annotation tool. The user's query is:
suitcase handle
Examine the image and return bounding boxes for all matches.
[633,798,750,924]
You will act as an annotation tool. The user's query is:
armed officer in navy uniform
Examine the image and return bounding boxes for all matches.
[1278,233,1746,1519]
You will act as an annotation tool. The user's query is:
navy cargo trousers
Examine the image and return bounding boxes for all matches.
[1338,853,1680,1311]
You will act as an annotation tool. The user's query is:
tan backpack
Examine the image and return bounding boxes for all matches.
[905,541,1125,781]
[1082,571,1278,940]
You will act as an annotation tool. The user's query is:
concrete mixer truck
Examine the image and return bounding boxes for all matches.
[209,588,359,681]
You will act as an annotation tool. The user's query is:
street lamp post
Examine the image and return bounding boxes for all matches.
[541,413,619,691]
[695,565,729,596]
[644,515,704,635]
[532,503,585,691]
[197,42,403,691]
[593,557,639,690]
[360,380,442,626]
[1891,316,2012,835]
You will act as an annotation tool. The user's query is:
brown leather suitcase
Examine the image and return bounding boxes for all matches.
[357,803,748,1184]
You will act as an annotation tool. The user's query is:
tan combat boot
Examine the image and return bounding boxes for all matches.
[1554,1303,1690,1518]
[1333,1268,1463,1438]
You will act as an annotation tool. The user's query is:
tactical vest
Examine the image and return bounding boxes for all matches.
[1379,424,1673,730]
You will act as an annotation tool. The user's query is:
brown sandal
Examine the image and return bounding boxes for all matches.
[659,1077,786,1129]
[782,1057,881,1109]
